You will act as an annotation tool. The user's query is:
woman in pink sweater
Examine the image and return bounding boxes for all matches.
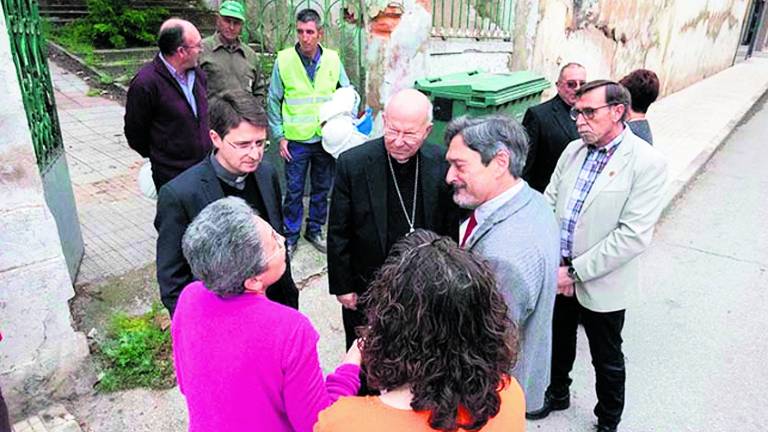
[172,197,361,432]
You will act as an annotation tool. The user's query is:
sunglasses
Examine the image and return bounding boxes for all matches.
[562,80,587,90]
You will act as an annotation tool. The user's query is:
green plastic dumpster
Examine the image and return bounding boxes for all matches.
[415,70,550,145]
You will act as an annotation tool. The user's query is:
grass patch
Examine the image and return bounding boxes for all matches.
[98,73,115,85]
[85,88,101,97]
[95,304,176,392]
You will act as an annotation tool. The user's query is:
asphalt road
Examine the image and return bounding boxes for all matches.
[530,98,768,431]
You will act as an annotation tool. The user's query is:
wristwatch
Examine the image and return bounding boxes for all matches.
[567,265,581,282]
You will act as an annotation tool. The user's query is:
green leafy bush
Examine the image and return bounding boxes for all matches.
[96,304,176,392]
[53,0,168,50]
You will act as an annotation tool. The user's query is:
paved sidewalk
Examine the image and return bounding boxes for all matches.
[52,62,156,285]
[650,56,768,210]
[12,405,82,432]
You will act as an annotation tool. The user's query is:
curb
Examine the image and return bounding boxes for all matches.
[659,75,768,215]
[47,41,129,105]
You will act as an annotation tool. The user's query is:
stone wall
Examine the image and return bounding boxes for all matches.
[0,12,89,416]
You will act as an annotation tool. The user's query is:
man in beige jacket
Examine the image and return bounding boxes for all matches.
[532,80,668,432]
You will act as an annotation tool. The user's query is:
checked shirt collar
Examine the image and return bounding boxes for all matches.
[559,128,626,259]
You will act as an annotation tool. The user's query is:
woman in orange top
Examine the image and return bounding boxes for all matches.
[315,229,525,432]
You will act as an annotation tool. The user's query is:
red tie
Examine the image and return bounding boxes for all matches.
[460,211,477,248]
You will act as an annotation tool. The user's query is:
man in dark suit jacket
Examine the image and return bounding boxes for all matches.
[125,18,212,190]
[328,89,459,349]
[522,62,587,193]
[155,92,298,316]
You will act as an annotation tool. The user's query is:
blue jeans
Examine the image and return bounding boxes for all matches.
[283,141,335,244]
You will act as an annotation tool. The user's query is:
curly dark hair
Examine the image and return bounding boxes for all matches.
[619,69,660,113]
[359,229,518,431]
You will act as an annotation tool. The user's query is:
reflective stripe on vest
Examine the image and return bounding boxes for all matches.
[277,47,341,141]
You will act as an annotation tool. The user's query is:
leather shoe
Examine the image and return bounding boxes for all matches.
[525,391,570,420]
[286,242,298,259]
[595,424,617,432]
[304,231,327,254]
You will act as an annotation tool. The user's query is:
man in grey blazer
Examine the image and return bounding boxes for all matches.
[535,80,668,432]
[444,114,560,417]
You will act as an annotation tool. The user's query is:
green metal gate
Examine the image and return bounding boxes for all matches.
[2,0,64,171]
[2,0,84,281]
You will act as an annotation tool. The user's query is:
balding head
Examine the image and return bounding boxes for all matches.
[382,89,434,163]
[384,89,433,125]
[158,18,202,70]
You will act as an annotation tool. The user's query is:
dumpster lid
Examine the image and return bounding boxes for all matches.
[415,70,550,107]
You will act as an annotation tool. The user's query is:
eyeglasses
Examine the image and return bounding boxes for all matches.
[384,127,424,146]
[261,228,285,264]
[570,104,614,121]
[562,80,586,90]
[224,137,270,152]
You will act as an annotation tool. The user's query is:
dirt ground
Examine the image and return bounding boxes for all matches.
[64,238,343,431]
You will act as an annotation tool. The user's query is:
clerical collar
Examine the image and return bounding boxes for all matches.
[210,153,248,190]
[388,154,418,171]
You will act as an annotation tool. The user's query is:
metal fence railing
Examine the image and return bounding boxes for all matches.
[431,0,514,39]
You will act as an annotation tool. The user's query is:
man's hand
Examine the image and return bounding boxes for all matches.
[279,138,292,161]
[557,266,575,297]
[336,293,358,310]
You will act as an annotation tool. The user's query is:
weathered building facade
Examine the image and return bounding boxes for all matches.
[360,0,755,114]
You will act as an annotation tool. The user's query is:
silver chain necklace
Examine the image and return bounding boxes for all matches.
[387,154,419,233]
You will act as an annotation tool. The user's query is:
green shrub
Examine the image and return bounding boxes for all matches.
[51,21,95,56]
[96,304,176,392]
[52,0,168,51]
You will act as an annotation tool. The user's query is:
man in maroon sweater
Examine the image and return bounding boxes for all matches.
[124,18,212,189]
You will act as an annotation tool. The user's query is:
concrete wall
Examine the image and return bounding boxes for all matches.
[364,1,751,108]
[0,12,89,416]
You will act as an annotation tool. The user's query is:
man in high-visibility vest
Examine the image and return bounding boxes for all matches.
[267,8,350,257]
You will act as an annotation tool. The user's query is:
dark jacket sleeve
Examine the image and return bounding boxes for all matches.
[521,107,540,182]
[124,76,153,158]
[265,166,299,309]
[155,184,193,316]
[327,154,355,296]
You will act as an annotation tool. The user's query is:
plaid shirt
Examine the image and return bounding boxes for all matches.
[560,131,625,258]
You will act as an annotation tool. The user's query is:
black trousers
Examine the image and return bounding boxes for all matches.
[342,306,366,350]
[549,294,626,428]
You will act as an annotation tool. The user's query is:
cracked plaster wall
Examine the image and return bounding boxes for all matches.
[526,0,750,95]
[0,13,89,416]
[364,0,432,132]
[363,0,750,112]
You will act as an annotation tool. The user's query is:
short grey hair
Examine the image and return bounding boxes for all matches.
[181,197,267,297]
[443,114,529,177]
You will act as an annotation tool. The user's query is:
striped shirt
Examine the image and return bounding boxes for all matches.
[560,130,625,258]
